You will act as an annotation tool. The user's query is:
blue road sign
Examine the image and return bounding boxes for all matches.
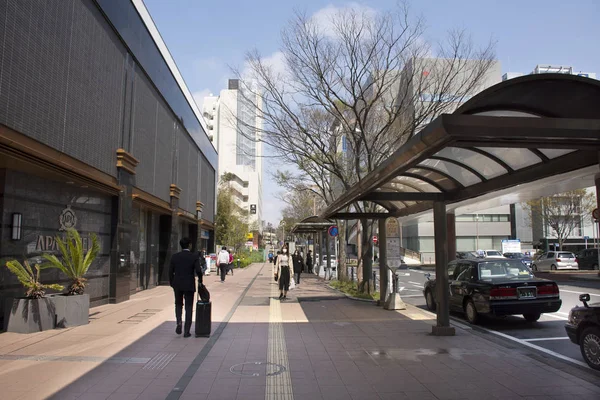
[328,226,339,237]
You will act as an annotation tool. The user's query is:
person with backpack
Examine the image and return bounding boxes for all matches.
[216,246,230,283]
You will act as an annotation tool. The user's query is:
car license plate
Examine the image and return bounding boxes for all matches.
[517,287,537,299]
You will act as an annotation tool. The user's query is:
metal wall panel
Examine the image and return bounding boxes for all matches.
[177,131,190,211]
[154,103,174,202]
[200,156,215,222]
[188,148,199,215]
[131,68,157,194]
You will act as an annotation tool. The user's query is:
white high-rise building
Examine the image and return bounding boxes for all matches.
[203,79,263,231]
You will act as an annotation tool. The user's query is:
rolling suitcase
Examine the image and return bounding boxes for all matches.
[195,298,211,337]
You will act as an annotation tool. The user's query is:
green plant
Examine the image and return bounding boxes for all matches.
[330,280,380,301]
[43,228,100,295]
[5,260,64,299]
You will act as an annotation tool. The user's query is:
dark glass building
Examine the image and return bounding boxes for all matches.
[0,0,217,322]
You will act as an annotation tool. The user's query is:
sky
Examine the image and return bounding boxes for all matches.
[143,0,600,227]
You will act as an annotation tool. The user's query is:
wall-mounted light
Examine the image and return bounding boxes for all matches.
[11,213,22,241]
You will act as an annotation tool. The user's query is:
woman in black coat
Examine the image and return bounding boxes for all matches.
[292,250,304,285]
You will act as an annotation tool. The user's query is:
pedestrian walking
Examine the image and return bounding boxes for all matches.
[169,237,204,338]
[216,246,230,282]
[275,245,291,300]
[306,250,313,274]
[292,249,304,285]
[228,251,234,275]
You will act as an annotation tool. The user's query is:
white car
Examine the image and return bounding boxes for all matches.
[532,251,579,271]
[322,255,337,270]
[481,250,505,259]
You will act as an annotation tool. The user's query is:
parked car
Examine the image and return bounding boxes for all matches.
[456,251,479,260]
[575,248,600,270]
[565,293,600,370]
[423,258,562,324]
[322,255,338,270]
[531,251,578,271]
[503,252,533,269]
[481,250,505,258]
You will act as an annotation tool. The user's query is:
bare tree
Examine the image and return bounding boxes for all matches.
[525,189,596,251]
[236,2,496,290]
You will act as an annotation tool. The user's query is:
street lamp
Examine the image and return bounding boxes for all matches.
[280,221,286,246]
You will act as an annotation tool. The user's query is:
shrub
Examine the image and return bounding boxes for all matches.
[330,280,380,301]
[5,260,64,299]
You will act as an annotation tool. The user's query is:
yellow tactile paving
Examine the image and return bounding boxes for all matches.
[265,282,294,400]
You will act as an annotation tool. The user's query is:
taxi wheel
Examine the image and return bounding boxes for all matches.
[464,299,479,324]
[523,313,541,322]
[580,327,600,371]
[425,289,436,311]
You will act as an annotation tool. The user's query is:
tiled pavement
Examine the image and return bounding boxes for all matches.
[1,262,599,400]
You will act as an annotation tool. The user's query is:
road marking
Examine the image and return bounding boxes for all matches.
[266,276,293,400]
[523,337,570,342]
[409,281,422,285]
[554,311,569,316]
[545,313,568,321]
[481,329,589,369]
[560,289,600,297]
[398,294,425,298]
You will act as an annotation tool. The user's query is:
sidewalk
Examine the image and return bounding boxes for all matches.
[1,263,599,400]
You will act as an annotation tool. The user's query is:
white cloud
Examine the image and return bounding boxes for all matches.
[192,88,212,113]
[311,3,377,37]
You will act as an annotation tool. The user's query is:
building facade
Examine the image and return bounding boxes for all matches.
[0,0,217,323]
[203,79,263,232]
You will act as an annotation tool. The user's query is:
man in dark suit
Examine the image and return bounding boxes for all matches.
[169,237,204,337]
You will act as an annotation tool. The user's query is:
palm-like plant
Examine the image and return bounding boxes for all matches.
[43,228,100,295]
[5,260,64,299]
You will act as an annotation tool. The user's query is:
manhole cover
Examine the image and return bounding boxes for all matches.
[229,361,286,377]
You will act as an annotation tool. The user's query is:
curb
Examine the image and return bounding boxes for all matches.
[326,284,377,303]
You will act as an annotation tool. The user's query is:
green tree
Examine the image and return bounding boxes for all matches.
[237,3,496,291]
[215,178,250,252]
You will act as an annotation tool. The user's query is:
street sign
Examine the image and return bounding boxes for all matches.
[593,208,600,220]
[328,226,339,237]
[585,236,590,240]
[373,235,378,244]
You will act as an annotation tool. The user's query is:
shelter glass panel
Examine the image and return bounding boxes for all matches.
[538,149,576,159]
[391,176,442,193]
[379,183,419,193]
[476,147,541,170]
[404,169,458,192]
[435,147,507,179]
[418,159,482,187]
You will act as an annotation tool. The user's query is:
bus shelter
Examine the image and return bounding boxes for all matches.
[291,216,335,277]
[319,74,600,335]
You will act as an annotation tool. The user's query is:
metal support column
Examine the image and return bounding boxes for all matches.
[432,201,455,336]
[326,232,331,280]
[378,218,388,306]
[447,211,456,262]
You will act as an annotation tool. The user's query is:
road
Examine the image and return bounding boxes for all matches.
[391,268,600,370]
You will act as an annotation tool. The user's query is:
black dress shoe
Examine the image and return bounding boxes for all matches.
[176,324,182,335]
[279,293,283,299]
[183,332,191,338]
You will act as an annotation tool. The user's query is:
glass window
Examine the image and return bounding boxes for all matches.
[457,266,473,281]
[419,237,435,252]
[547,252,555,258]
[558,252,575,259]
[478,260,533,280]
[475,147,542,170]
[419,159,482,187]
[447,261,457,277]
[435,147,507,179]
[456,215,476,222]
[457,237,476,251]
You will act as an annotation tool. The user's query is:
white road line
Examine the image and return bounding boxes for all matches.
[398,294,424,298]
[561,289,600,297]
[523,337,570,342]
[545,313,568,321]
[409,281,423,286]
[483,329,589,369]
[554,311,569,316]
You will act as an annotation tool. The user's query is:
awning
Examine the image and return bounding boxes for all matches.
[321,74,600,220]
[290,216,335,233]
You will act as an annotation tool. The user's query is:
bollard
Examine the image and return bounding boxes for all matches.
[351,266,354,282]
[373,271,377,290]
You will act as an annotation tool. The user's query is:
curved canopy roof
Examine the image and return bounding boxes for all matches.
[321,74,600,220]
[290,216,335,233]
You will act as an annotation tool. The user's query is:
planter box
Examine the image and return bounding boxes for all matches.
[49,294,90,328]
[3,298,56,333]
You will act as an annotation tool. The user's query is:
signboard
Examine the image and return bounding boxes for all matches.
[501,239,521,254]
[385,218,400,237]
[593,208,600,220]
[250,204,257,214]
[373,235,378,244]
[385,217,402,269]
[200,229,210,239]
[328,226,339,237]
